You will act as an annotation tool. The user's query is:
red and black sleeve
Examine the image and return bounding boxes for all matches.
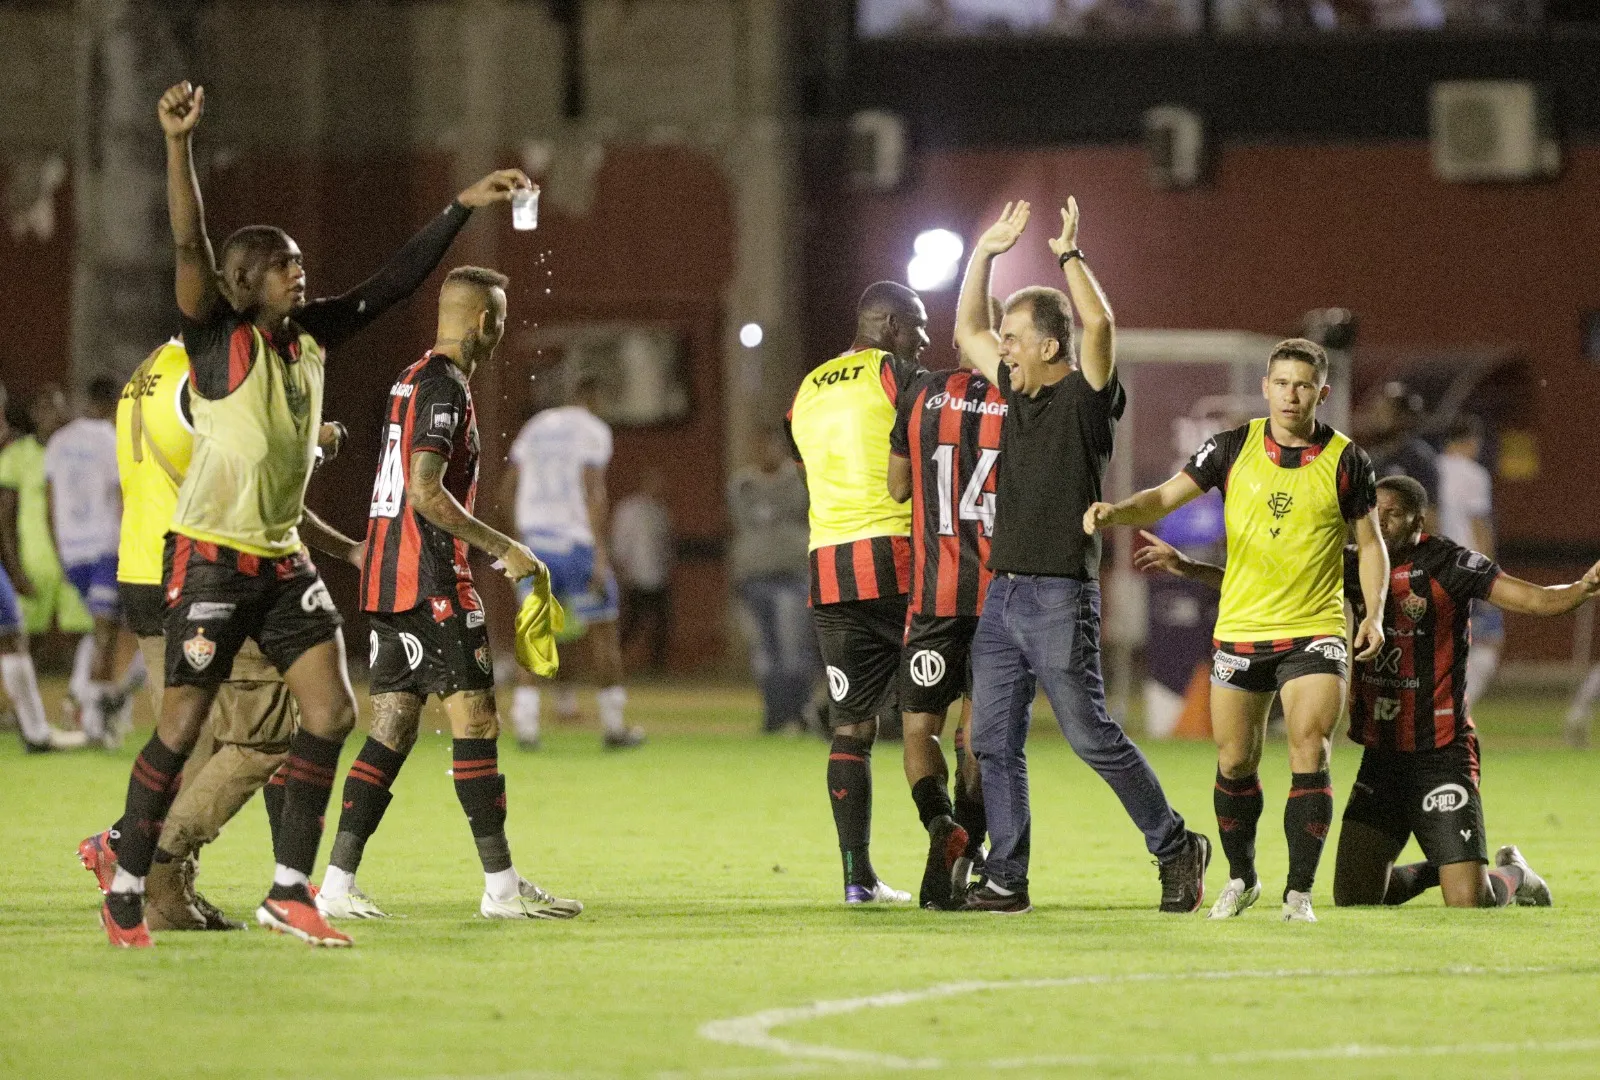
[1337,442,1379,521]
[1434,540,1503,603]
[408,374,468,459]
[180,303,254,400]
[1182,423,1249,495]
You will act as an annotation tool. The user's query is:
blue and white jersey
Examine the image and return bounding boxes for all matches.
[510,406,612,554]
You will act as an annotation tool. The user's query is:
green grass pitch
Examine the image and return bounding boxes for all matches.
[2,683,1597,1079]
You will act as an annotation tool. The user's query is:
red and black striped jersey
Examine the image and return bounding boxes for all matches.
[1345,535,1501,751]
[361,352,481,615]
[890,368,1006,617]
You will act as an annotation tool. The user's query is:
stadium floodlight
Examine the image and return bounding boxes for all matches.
[739,322,764,348]
[907,228,964,292]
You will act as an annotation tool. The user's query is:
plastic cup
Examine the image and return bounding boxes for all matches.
[512,187,539,231]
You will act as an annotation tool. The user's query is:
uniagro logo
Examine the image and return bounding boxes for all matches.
[1421,783,1470,814]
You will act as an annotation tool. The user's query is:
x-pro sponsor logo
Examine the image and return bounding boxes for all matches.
[1305,637,1348,664]
[1212,651,1250,682]
[1422,783,1470,814]
[826,666,850,702]
[186,601,236,621]
[908,649,946,688]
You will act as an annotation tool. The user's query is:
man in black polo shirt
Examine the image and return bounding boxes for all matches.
[951,200,1209,914]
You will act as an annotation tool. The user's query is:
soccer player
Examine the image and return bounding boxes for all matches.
[90,79,529,948]
[1088,337,1388,922]
[956,200,1207,916]
[885,297,1004,909]
[43,378,124,746]
[788,280,931,905]
[316,266,582,921]
[503,375,643,750]
[1137,475,1594,908]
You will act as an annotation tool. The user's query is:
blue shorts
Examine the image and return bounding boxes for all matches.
[0,562,21,633]
[517,542,619,636]
[64,554,121,619]
[1470,600,1504,645]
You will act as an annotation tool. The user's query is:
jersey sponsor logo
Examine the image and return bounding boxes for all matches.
[1373,647,1402,675]
[186,601,236,621]
[399,632,424,671]
[1212,651,1250,681]
[389,382,415,398]
[908,649,947,688]
[1267,491,1294,520]
[1421,782,1470,814]
[826,665,850,702]
[924,391,1006,416]
[431,596,453,622]
[1458,549,1492,572]
[1400,592,1427,621]
[466,609,485,629]
[430,403,458,435]
[1374,698,1400,723]
[475,643,493,674]
[300,580,336,614]
[924,392,948,410]
[811,364,866,388]
[1305,636,1348,663]
[182,627,216,671]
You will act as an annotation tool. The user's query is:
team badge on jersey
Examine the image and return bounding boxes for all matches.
[1267,491,1294,519]
[183,627,216,671]
[1401,592,1428,621]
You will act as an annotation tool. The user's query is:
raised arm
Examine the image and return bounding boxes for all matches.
[1047,199,1114,390]
[1488,559,1600,617]
[955,202,1030,385]
[1132,529,1225,591]
[1351,511,1389,661]
[1083,470,1205,536]
[408,450,543,583]
[158,82,219,320]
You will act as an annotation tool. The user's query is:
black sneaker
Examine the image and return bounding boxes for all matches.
[192,890,245,931]
[1158,830,1212,913]
[961,881,1031,914]
[919,815,969,909]
[602,727,646,750]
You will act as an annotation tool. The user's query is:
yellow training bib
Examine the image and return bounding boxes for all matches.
[116,341,194,585]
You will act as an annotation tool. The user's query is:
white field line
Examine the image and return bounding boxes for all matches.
[697,966,1593,1071]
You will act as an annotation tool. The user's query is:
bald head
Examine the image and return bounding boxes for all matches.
[436,266,509,372]
[854,280,929,364]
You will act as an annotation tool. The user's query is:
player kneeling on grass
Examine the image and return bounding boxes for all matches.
[1138,475,1597,909]
[316,267,581,922]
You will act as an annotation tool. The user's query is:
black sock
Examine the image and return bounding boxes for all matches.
[262,765,286,852]
[910,774,953,829]
[1486,865,1522,907]
[1383,861,1440,905]
[828,734,876,887]
[274,730,344,877]
[1283,770,1334,898]
[453,738,511,874]
[112,733,188,880]
[952,774,986,860]
[1213,771,1263,889]
[328,738,408,874]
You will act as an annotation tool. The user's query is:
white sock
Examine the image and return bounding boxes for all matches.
[273,864,309,889]
[69,636,95,704]
[597,685,627,735]
[79,680,109,741]
[485,866,519,902]
[320,865,355,898]
[555,686,579,719]
[1,653,52,745]
[111,866,145,895]
[512,686,540,741]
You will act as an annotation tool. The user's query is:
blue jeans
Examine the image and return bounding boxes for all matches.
[970,574,1186,891]
[738,574,820,732]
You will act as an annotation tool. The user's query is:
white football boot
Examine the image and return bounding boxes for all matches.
[480,876,584,919]
[1207,877,1262,919]
[1281,889,1317,923]
[316,885,391,919]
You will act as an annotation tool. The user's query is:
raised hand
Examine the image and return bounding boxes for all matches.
[1047,197,1080,257]
[158,81,204,139]
[457,169,536,209]
[976,201,1030,256]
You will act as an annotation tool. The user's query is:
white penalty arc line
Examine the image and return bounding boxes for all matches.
[697,966,1595,1071]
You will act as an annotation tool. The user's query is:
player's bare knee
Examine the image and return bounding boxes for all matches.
[446,689,499,740]
[835,717,876,742]
[369,691,423,753]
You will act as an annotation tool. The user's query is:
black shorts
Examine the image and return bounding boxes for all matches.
[1342,735,1488,866]
[163,536,342,689]
[1211,635,1349,694]
[367,596,494,699]
[900,613,978,715]
[120,582,166,638]
[810,595,908,728]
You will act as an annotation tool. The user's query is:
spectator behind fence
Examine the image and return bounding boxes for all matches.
[728,426,819,734]
[613,468,674,672]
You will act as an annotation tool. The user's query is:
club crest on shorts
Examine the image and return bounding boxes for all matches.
[826,666,850,702]
[1421,782,1470,813]
[475,644,493,674]
[1401,592,1427,621]
[908,649,946,688]
[183,627,216,671]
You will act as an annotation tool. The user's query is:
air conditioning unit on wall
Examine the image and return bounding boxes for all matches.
[1430,81,1560,183]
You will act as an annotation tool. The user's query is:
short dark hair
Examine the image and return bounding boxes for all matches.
[1003,286,1075,360]
[1266,338,1330,382]
[857,280,922,321]
[444,265,509,291]
[219,225,293,275]
[87,377,122,408]
[1377,474,1428,517]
